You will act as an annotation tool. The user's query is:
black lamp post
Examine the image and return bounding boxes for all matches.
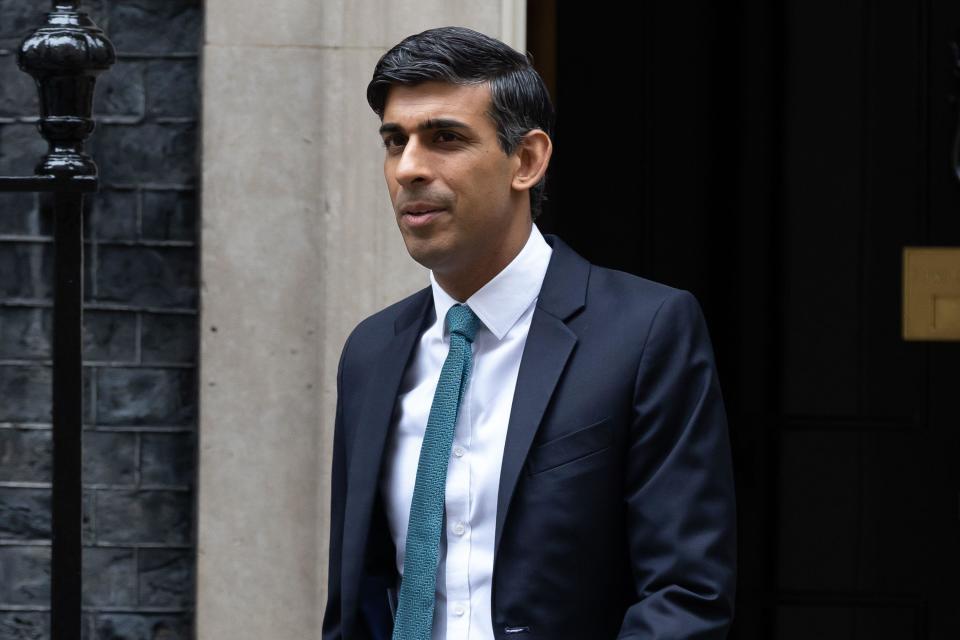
[1,2,115,637]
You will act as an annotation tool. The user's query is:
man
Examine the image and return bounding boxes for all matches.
[323,26,736,640]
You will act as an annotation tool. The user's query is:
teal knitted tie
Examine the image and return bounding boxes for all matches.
[392,303,482,640]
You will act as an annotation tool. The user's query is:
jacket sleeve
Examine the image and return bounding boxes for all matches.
[618,290,737,639]
[322,331,354,640]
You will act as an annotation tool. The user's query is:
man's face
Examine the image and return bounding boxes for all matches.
[380,81,526,278]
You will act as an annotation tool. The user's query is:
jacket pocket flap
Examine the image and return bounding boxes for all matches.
[527,416,613,475]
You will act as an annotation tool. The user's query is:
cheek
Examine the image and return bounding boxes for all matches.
[471,161,510,196]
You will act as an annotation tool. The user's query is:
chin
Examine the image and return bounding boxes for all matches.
[403,238,454,272]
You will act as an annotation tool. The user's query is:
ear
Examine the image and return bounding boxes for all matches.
[511,129,553,193]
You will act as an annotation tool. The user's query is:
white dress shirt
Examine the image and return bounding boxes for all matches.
[381,223,553,639]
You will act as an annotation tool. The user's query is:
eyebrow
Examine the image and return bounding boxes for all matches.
[378,118,473,136]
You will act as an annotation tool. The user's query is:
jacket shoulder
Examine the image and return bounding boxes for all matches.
[339,285,431,365]
[586,262,698,315]
[578,263,712,361]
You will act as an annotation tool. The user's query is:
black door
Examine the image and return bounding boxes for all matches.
[533,1,960,637]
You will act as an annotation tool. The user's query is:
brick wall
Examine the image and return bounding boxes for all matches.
[0,1,201,638]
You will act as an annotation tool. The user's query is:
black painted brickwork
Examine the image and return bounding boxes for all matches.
[0,1,201,639]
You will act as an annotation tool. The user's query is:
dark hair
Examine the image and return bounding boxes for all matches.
[367,26,555,220]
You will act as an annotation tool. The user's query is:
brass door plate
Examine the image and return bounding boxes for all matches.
[903,247,960,341]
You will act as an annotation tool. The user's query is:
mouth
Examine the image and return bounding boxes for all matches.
[401,208,446,227]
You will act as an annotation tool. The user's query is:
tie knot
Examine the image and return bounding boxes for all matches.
[445,304,482,343]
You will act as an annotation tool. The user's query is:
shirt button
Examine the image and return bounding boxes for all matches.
[454,605,466,617]
[453,522,466,536]
[453,446,465,458]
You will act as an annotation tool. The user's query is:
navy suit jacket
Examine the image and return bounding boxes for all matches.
[322,233,737,639]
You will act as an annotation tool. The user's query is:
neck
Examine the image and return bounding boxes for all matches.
[435,220,533,302]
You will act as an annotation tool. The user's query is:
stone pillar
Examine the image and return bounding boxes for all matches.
[198,2,524,638]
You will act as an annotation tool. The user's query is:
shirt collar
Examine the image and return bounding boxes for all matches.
[430,223,553,341]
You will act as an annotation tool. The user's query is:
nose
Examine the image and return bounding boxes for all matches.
[393,136,433,187]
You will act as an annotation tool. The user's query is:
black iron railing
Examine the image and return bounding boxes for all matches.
[0,2,115,638]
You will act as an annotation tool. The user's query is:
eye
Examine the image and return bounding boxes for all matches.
[434,130,460,144]
[382,134,405,151]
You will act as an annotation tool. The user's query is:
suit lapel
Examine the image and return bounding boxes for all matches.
[341,287,432,627]
[494,233,590,559]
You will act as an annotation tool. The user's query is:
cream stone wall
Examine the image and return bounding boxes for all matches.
[198,2,524,638]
